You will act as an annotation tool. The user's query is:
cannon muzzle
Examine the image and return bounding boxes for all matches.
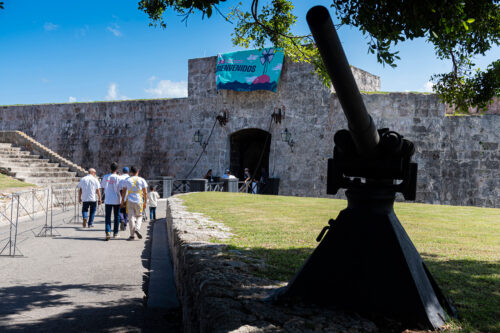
[307,6,379,156]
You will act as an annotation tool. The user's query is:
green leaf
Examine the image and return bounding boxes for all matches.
[466,18,475,23]
[462,21,469,31]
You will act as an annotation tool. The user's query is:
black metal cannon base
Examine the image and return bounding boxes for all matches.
[276,187,450,329]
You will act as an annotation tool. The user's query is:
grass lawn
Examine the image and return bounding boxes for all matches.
[182,192,500,333]
[0,174,35,190]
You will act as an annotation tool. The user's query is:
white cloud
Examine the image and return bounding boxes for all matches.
[105,83,129,100]
[69,96,77,103]
[145,80,187,98]
[106,23,122,37]
[245,76,258,83]
[106,83,118,100]
[423,81,434,92]
[41,78,50,83]
[148,76,157,82]
[44,22,59,31]
[272,63,282,71]
[247,54,258,61]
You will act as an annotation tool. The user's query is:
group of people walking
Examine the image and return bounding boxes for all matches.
[77,163,160,241]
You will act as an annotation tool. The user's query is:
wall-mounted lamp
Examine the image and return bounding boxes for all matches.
[272,106,285,124]
[193,130,208,149]
[281,128,294,152]
[216,110,229,126]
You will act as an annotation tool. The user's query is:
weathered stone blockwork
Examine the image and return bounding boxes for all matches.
[0,56,498,207]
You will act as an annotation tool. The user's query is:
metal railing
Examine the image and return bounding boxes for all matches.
[172,179,191,194]
[207,182,225,192]
[0,188,50,256]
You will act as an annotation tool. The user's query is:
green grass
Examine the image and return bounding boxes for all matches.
[0,174,36,190]
[182,192,500,332]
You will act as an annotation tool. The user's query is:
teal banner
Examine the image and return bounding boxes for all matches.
[216,48,284,92]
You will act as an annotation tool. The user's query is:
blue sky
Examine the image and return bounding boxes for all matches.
[0,0,498,105]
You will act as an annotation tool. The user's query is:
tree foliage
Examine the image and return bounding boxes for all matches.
[141,0,499,113]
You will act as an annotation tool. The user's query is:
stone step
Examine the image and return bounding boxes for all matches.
[21,177,80,185]
[0,161,57,168]
[0,150,30,156]
[0,143,14,148]
[50,184,79,190]
[5,166,70,173]
[0,158,51,164]
[14,170,77,178]
[0,154,42,160]
[0,147,22,152]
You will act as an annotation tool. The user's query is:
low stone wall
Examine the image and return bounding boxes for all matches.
[166,195,378,333]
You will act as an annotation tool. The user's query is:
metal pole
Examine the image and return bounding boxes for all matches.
[13,194,19,256]
[32,189,35,221]
[45,188,49,228]
[50,187,54,236]
[74,187,77,223]
[9,194,13,256]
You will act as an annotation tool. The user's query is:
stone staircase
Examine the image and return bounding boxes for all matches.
[0,131,86,188]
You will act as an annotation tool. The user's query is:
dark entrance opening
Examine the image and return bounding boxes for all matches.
[230,128,271,181]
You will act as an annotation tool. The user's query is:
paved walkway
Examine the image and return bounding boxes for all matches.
[0,200,180,332]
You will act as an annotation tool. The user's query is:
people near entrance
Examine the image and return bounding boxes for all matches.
[243,168,257,194]
[147,185,160,220]
[120,166,148,241]
[118,167,130,231]
[204,169,215,182]
[78,168,101,228]
[101,162,122,241]
[222,169,237,179]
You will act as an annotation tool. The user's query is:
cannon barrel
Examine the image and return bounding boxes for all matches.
[306,6,379,156]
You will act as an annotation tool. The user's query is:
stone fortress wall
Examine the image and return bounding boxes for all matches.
[0,56,498,207]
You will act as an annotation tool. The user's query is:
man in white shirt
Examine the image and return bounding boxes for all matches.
[101,162,122,241]
[118,167,130,231]
[120,166,148,240]
[78,168,101,228]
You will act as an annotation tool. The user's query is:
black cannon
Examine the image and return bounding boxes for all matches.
[276,6,454,329]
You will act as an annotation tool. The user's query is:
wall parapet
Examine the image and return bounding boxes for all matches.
[166,195,378,332]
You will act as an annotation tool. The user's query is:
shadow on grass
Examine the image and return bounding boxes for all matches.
[223,246,499,332]
[421,253,500,332]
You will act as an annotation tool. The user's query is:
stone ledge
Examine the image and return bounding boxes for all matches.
[166,195,378,333]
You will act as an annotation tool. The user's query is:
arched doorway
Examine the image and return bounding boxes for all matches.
[230,128,271,180]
